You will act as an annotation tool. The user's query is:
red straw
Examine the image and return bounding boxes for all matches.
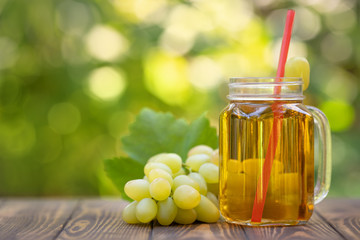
[251,9,295,223]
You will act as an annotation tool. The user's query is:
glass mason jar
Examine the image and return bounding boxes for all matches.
[219,77,331,226]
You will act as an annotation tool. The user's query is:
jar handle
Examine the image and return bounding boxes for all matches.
[307,106,332,204]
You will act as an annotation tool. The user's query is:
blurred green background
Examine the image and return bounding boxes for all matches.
[0,0,358,197]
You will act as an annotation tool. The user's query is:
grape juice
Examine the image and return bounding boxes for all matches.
[219,100,314,225]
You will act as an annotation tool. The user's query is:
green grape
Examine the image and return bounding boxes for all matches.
[199,163,219,183]
[148,169,173,186]
[149,178,171,201]
[173,167,186,177]
[206,192,219,208]
[144,162,172,177]
[136,198,158,223]
[173,185,201,209]
[124,179,151,201]
[207,183,219,196]
[188,145,213,157]
[122,201,140,224]
[153,153,182,174]
[188,172,207,195]
[174,208,197,225]
[194,195,220,223]
[148,153,167,163]
[172,175,200,192]
[185,154,210,172]
[157,197,178,226]
[285,56,310,90]
[210,149,219,166]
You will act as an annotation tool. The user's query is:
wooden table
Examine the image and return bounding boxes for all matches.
[0,198,358,240]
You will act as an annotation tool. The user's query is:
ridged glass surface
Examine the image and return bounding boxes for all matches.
[219,100,314,225]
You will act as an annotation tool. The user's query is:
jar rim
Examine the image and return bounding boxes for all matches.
[228,77,304,101]
[229,77,303,84]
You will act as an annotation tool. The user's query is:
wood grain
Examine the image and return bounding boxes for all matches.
[57,199,151,240]
[0,198,77,240]
[0,198,358,240]
[242,211,344,240]
[316,198,360,240]
[153,219,247,240]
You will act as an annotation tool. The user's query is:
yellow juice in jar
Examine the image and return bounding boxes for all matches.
[219,100,315,225]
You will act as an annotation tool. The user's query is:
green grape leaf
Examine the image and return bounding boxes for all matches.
[104,157,144,201]
[179,113,218,158]
[122,108,218,163]
[105,108,218,199]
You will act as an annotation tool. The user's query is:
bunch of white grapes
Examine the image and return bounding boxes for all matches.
[122,145,220,225]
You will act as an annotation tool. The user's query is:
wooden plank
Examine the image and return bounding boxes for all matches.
[151,200,350,240]
[242,211,344,240]
[0,198,356,240]
[153,219,247,240]
[57,199,151,240]
[245,212,343,240]
[316,198,360,240]
[0,198,77,240]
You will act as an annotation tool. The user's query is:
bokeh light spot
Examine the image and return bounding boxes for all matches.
[112,0,138,22]
[293,7,321,40]
[267,8,321,40]
[48,102,81,135]
[216,54,248,77]
[144,51,190,105]
[266,9,289,36]
[85,25,129,62]
[159,4,214,56]
[166,5,213,34]
[218,18,272,77]
[56,0,92,35]
[297,0,339,13]
[133,0,167,23]
[112,0,167,23]
[188,56,223,90]
[320,100,355,132]
[308,0,355,14]
[321,33,352,63]
[159,26,195,56]
[325,9,356,33]
[270,39,307,68]
[195,0,253,33]
[88,67,127,101]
